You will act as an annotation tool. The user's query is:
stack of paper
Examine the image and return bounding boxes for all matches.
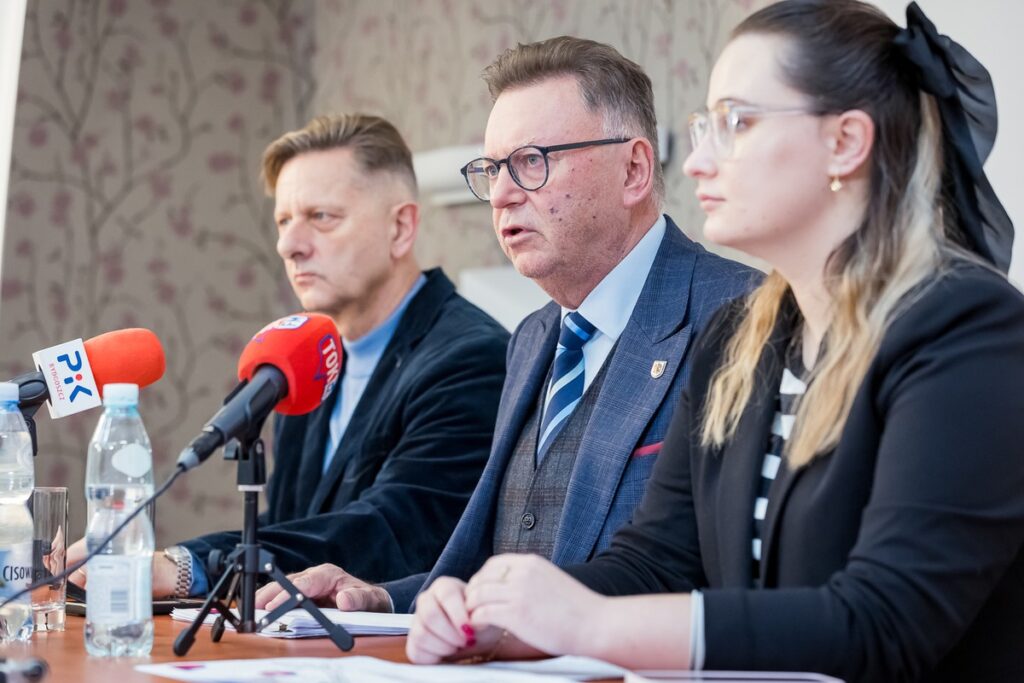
[169,607,412,638]
[137,655,626,682]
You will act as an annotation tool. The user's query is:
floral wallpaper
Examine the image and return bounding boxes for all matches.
[2,0,316,543]
[2,0,767,545]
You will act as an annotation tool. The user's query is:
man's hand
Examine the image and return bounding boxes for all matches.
[67,537,180,598]
[67,538,88,589]
[254,563,393,613]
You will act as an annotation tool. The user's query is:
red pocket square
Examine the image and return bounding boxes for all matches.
[631,441,662,458]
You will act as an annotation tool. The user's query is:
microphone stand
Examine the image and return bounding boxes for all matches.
[172,423,353,656]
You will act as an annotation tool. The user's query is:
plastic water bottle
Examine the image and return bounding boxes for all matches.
[0,382,34,644]
[84,383,154,657]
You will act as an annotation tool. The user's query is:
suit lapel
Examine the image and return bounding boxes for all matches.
[297,391,335,513]
[309,350,399,512]
[551,224,699,566]
[714,352,780,586]
[488,305,560,479]
[758,322,809,584]
[308,269,454,512]
[431,305,559,576]
[712,297,797,585]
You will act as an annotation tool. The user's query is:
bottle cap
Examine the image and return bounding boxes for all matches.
[0,382,19,403]
[103,383,139,406]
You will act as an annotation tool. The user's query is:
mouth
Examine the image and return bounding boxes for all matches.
[499,225,539,248]
[500,225,532,239]
[292,272,320,286]
[696,193,724,211]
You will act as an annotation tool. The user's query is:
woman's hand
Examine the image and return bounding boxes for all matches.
[406,576,503,663]
[464,554,608,657]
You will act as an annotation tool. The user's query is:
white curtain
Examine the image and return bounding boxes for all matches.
[0,0,28,312]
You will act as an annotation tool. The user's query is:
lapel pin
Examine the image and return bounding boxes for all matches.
[650,360,667,378]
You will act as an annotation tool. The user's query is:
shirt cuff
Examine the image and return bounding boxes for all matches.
[690,590,706,670]
[187,549,209,597]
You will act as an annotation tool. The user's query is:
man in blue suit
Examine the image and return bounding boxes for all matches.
[256,36,757,618]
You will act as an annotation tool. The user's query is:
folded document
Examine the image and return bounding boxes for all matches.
[169,606,412,638]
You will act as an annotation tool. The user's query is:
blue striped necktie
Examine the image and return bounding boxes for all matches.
[537,311,597,462]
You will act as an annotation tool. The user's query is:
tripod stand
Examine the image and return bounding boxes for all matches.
[173,428,353,656]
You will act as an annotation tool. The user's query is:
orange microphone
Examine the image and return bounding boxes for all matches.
[177,313,342,471]
[85,328,166,395]
[18,328,166,418]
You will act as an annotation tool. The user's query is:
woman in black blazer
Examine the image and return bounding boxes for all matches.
[406,1,1024,681]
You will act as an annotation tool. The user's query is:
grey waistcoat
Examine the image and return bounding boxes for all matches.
[492,361,611,558]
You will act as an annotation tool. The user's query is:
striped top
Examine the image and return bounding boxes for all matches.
[751,360,808,584]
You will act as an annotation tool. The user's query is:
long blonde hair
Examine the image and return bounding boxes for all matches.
[700,2,977,467]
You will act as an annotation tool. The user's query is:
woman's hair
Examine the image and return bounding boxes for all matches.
[701,0,978,467]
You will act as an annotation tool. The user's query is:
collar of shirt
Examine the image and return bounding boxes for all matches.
[562,214,666,344]
[552,214,666,395]
[341,273,428,380]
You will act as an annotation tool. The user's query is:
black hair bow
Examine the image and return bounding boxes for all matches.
[894,2,1013,272]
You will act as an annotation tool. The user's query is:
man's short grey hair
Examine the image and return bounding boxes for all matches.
[483,36,663,201]
[261,113,417,196]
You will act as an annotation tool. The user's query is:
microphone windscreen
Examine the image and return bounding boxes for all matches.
[237,314,342,416]
[83,328,166,396]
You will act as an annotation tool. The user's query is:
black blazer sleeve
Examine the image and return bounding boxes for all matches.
[180,325,508,583]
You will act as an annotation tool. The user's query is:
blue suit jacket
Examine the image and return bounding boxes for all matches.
[385,217,759,611]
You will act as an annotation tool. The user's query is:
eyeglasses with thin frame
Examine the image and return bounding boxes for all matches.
[460,138,631,202]
[688,101,825,159]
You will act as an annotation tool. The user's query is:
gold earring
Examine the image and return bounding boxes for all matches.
[829,176,843,192]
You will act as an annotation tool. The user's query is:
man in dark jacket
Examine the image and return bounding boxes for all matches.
[70,114,509,598]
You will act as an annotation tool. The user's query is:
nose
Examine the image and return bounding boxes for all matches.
[276,219,313,263]
[488,163,527,210]
[682,134,718,179]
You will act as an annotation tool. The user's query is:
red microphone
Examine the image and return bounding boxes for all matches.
[177,313,342,471]
[237,313,342,415]
[18,328,166,417]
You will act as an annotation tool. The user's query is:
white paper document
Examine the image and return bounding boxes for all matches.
[136,655,619,682]
[626,671,843,682]
[169,607,412,638]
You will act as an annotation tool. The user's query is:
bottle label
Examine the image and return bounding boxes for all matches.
[31,339,102,418]
[110,443,152,478]
[86,555,152,624]
[0,541,33,598]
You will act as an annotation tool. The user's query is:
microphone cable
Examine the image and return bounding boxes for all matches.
[0,464,186,611]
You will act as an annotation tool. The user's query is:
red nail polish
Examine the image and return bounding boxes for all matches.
[461,624,475,638]
[467,637,477,647]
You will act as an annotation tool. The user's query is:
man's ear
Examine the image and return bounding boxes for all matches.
[390,201,419,259]
[623,137,657,209]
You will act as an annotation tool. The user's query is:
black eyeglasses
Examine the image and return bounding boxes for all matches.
[460,138,631,201]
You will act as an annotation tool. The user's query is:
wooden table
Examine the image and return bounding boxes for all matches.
[1,614,410,681]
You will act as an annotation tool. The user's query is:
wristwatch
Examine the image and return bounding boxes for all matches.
[163,545,194,599]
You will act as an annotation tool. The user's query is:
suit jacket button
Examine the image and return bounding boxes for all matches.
[521,512,536,529]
